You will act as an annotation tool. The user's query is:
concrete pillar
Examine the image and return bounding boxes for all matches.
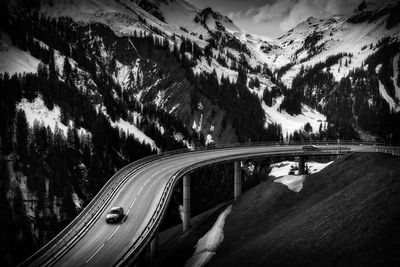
[150,232,159,263]
[183,174,191,231]
[234,161,241,199]
[298,156,305,175]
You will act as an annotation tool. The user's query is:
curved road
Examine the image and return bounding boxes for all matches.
[23,144,398,266]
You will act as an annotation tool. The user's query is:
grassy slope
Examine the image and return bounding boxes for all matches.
[209,153,400,267]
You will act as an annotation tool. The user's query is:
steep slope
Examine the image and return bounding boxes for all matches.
[0,32,40,74]
[209,153,400,267]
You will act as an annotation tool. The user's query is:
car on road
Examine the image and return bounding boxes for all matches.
[302,145,320,151]
[106,207,125,223]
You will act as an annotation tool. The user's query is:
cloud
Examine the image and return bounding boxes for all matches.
[245,6,257,16]
[251,0,394,31]
[252,0,294,23]
[228,10,242,19]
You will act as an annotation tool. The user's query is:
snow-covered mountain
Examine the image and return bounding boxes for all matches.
[2,0,331,142]
[266,2,399,86]
[253,0,400,140]
[2,0,399,140]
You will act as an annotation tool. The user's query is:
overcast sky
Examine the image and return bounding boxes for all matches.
[187,0,395,38]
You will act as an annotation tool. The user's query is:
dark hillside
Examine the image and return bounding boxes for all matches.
[209,153,400,267]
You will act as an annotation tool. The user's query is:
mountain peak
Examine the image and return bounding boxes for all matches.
[194,7,235,26]
[355,0,368,13]
[353,0,380,14]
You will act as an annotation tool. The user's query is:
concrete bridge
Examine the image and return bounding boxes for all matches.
[20,142,400,267]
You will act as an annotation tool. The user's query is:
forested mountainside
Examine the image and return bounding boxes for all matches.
[0,0,399,265]
[265,0,400,140]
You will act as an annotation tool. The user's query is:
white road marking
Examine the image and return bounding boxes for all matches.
[143,177,151,186]
[137,186,144,195]
[136,170,162,197]
[85,243,105,264]
[130,197,137,208]
[107,225,120,241]
[126,210,130,215]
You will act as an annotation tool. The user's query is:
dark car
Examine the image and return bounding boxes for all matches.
[106,207,124,223]
[302,145,320,151]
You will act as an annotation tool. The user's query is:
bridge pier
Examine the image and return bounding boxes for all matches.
[150,232,159,263]
[234,161,241,199]
[183,174,191,231]
[298,156,306,175]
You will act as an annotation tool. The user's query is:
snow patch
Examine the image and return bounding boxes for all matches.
[184,205,232,267]
[375,63,382,74]
[270,160,333,192]
[262,96,326,137]
[274,175,306,192]
[0,33,40,74]
[17,96,90,137]
[111,118,158,151]
[270,160,333,178]
[17,97,68,134]
[95,104,158,151]
[72,191,83,210]
[378,80,399,112]
[392,53,400,100]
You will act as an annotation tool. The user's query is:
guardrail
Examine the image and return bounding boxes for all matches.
[20,141,399,266]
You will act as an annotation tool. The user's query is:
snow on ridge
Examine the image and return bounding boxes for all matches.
[40,0,209,47]
[269,11,399,86]
[112,118,158,151]
[184,205,232,267]
[96,104,159,151]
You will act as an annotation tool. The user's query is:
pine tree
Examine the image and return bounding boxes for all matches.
[63,57,72,83]
[16,110,29,164]
[49,48,57,80]
[304,122,313,133]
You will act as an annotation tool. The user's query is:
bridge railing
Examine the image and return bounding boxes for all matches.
[20,141,397,266]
